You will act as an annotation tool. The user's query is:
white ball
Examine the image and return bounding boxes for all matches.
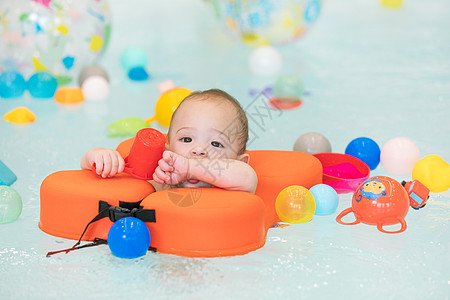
[248,46,283,76]
[81,76,110,101]
[380,137,420,175]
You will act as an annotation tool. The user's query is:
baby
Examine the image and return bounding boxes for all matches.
[81,89,258,193]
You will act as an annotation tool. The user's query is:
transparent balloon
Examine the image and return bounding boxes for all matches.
[214,0,322,46]
[0,0,111,85]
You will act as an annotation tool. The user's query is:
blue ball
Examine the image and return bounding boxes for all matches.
[309,184,339,216]
[120,46,148,70]
[345,137,381,170]
[27,72,58,98]
[107,217,151,259]
[0,72,26,98]
[128,66,149,81]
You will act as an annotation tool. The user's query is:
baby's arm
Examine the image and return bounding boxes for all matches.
[153,151,258,193]
[81,148,125,178]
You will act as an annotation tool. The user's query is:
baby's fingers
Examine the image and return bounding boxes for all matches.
[158,158,174,172]
[153,167,170,184]
[162,151,175,164]
[100,153,113,178]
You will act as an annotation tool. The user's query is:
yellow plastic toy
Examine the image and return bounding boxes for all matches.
[412,155,450,193]
[145,87,192,127]
[275,185,316,224]
[3,107,36,124]
[381,0,402,8]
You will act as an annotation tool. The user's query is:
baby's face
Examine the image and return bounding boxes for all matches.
[168,99,243,161]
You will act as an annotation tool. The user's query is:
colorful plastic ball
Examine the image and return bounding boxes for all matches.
[27,72,58,98]
[275,185,316,224]
[380,137,420,175]
[381,0,402,9]
[0,72,26,98]
[412,155,450,193]
[120,46,148,70]
[145,87,192,127]
[216,0,322,45]
[78,65,109,86]
[248,46,282,76]
[345,137,381,170]
[293,132,332,154]
[273,74,304,103]
[0,186,23,224]
[309,184,339,216]
[128,66,149,81]
[0,0,111,83]
[81,76,110,101]
[107,217,151,259]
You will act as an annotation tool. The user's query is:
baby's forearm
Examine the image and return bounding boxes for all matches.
[187,158,257,193]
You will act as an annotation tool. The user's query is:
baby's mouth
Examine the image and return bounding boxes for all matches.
[187,179,199,184]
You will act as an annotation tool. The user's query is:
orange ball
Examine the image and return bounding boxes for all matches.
[275,185,316,224]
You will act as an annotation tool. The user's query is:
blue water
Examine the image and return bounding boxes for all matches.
[1,0,449,299]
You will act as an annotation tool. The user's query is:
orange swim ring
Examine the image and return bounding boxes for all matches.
[39,138,322,257]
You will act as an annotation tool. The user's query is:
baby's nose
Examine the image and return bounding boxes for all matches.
[190,146,208,157]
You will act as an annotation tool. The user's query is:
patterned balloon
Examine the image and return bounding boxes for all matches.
[0,0,111,85]
[215,0,322,46]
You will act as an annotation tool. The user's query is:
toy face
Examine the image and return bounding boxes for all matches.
[360,180,386,200]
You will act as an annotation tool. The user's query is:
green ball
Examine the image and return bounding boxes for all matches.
[0,186,22,224]
[273,74,304,100]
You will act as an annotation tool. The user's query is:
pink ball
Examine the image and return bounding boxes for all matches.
[380,137,420,175]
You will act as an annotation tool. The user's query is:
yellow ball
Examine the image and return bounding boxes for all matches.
[154,87,192,127]
[381,0,402,8]
[275,185,316,224]
[412,155,450,193]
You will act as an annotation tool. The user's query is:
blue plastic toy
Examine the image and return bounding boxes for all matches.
[128,66,149,81]
[345,137,381,170]
[120,46,148,70]
[27,72,58,98]
[0,160,17,186]
[0,186,22,224]
[0,72,26,98]
[309,183,339,216]
[107,217,151,259]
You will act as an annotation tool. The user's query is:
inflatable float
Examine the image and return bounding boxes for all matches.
[40,134,323,257]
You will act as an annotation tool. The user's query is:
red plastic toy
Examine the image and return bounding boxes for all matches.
[336,176,409,234]
[402,180,430,210]
[93,128,166,180]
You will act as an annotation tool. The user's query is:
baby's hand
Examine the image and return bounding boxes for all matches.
[84,148,125,178]
[153,150,189,186]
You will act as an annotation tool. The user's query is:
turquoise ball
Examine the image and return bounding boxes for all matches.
[120,47,148,70]
[309,184,338,216]
[27,72,57,98]
[0,72,26,98]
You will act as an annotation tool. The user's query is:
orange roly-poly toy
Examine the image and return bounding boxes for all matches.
[336,176,409,234]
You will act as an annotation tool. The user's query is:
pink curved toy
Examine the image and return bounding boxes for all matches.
[313,153,370,194]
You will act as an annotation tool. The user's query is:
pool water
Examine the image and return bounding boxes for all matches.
[1,0,449,299]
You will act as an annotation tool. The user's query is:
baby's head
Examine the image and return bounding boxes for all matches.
[167,89,249,162]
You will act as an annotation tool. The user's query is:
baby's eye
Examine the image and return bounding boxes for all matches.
[180,137,192,143]
[211,141,223,148]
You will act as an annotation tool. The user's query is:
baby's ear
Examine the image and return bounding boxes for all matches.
[238,153,250,164]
